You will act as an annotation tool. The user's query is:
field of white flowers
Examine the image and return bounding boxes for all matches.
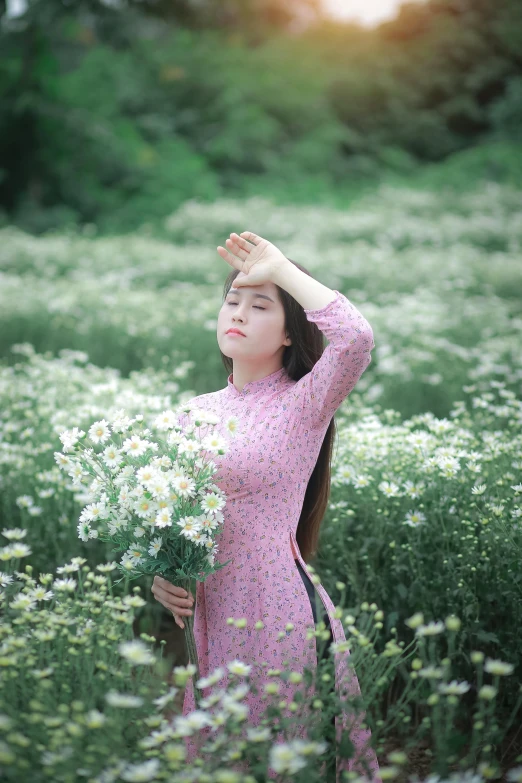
[0,182,521,783]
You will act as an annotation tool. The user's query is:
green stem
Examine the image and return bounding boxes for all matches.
[180,576,202,709]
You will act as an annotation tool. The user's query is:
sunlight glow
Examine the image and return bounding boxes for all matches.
[323,0,427,27]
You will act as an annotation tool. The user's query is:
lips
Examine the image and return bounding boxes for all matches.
[226,329,246,336]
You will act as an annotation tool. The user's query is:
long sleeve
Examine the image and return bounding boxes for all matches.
[294,289,374,430]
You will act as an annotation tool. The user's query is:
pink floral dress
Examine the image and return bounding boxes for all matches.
[180,290,381,782]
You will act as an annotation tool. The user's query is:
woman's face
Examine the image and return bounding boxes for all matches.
[217,275,291,364]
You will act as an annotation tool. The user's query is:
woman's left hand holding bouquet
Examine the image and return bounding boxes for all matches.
[152,575,194,630]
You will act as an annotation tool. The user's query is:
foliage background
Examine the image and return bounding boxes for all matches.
[1,1,522,776]
[1,0,521,234]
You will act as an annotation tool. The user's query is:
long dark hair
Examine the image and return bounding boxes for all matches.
[219,260,336,564]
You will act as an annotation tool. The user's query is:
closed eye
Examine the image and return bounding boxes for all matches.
[227,302,265,310]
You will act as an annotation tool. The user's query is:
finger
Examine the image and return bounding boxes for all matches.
[167,594,194,611]
[152,586,193,608]
[239,231,262,246]
[225,236,249,261]
[172,601,194,614]
[229,233,253,256]
[155,579,192,601]
[217,246,244,270]
[174,612,187,628]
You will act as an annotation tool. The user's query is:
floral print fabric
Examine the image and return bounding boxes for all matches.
[180,290,381,781]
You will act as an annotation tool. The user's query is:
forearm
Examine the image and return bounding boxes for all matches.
[272,262,337,311]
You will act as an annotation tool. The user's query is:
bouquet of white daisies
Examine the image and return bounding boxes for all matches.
[54,403,233,697]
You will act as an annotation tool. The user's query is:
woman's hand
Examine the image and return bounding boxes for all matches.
[151,575,194,630]
[217,231,291,288]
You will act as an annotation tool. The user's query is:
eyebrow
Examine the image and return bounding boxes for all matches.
[227,288,275,303]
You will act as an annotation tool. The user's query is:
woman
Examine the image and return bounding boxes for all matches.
[152,231,381,782]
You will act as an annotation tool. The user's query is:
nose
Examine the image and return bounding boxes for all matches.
[231,305,247,322]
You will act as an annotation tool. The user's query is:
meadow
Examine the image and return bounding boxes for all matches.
[1,179,521,782]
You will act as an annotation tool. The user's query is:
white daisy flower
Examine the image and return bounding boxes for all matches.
[201,432,229,454]
[88,419,111,445]
[196,667,226,689]
[148,537,163,558]
[418,665,445,679]
[147,476,170,500]
[10,542,32,558]
[403,480,425,498]
[28,587,54,602]
[178,439,202,457]
[269,742,307,774]
[437,456,460,476]
[110,409,133,432]
[118,484,133,506]
[133,498,157,519]
[136,465,157,484]
[173,710,213,735]
[10,595,37,611]
[153,686,179,710]
[189,408,218,426]
[53,578,77,592]
[176,516,202,540]
[228,682,250,701]
[171,474,197,498]
[403,510,426,528]
[154,410,178,431]
[79,501,108,523]
[201,492,226,514]
[77,521,98,542]
[191,530,210,547]
[199,514,220,533]
[121,758,160,782]
[59,427,85,453]
[126,546,146,566]
[122,595,147,609]
[155,509,172,529]
[1,528,27,540]
[227,660,252,676]
[378,480,401,497]
[221,698,249,719]
[416,621,445,637]
[484,658,514,676]
[120,553,136,571]
[118,639,155,666]
[247,726,272,742]
[56,561,80,574]
[37,488,55,499]
[54,451,72,470]
[122,435,149,458]
[102,445,122,468]
[15,495,34,508]
[438,680,471,695]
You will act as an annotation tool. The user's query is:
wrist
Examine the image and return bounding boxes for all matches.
[272,261,337,311]
[271,259,298,289]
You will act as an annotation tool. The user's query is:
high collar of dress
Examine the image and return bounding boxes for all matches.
[226,366,289,398]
